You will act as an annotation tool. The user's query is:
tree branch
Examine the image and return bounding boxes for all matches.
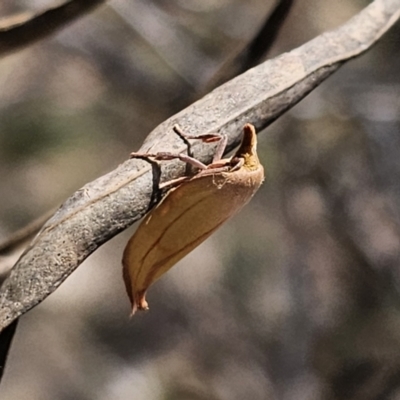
[0,320,17,381]
[0,208,58,255]
[0,0,399,332]
[0,0,105,56]
[205,0,295,90]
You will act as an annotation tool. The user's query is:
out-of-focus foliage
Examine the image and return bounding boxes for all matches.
[1,1,400,399]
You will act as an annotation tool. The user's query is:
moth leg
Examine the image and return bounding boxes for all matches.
[228,156,245,172]
[130,150,209,210]
[155,152,208,170]
[159,176,190,191]
[131,151,208,171]
[173,124,222,143]
[172,125,194,159]
[130,154,163,209]
[173,124,210,174]
[173,124,228,163]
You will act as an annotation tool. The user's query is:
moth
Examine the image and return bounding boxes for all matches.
[123,123,264,315]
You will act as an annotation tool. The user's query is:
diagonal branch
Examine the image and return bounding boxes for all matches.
[0,0,105,56]
[0,0,399,332]
[205,0,295,90]
[0,208,58,255]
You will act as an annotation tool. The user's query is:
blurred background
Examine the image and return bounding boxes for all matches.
[1,0,400,399]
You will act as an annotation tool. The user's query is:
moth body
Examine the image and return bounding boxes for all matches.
[123,124,264,314]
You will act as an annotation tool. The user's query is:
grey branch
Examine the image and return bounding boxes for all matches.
[0,0,104,56]
[205,0,295,90]
[0,0,399,332]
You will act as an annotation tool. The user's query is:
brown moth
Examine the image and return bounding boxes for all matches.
[123,123,264,315]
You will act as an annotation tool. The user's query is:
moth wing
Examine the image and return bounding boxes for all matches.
[122,168,262,313]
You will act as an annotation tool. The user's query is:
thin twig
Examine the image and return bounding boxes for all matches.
[0,208,58,255]
[204,0,295,90]
[0,0,105,56]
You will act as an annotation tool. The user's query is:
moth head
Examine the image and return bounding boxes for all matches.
[234,123,258,159]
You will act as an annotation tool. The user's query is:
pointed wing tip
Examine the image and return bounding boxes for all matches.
[129,293,149,318]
